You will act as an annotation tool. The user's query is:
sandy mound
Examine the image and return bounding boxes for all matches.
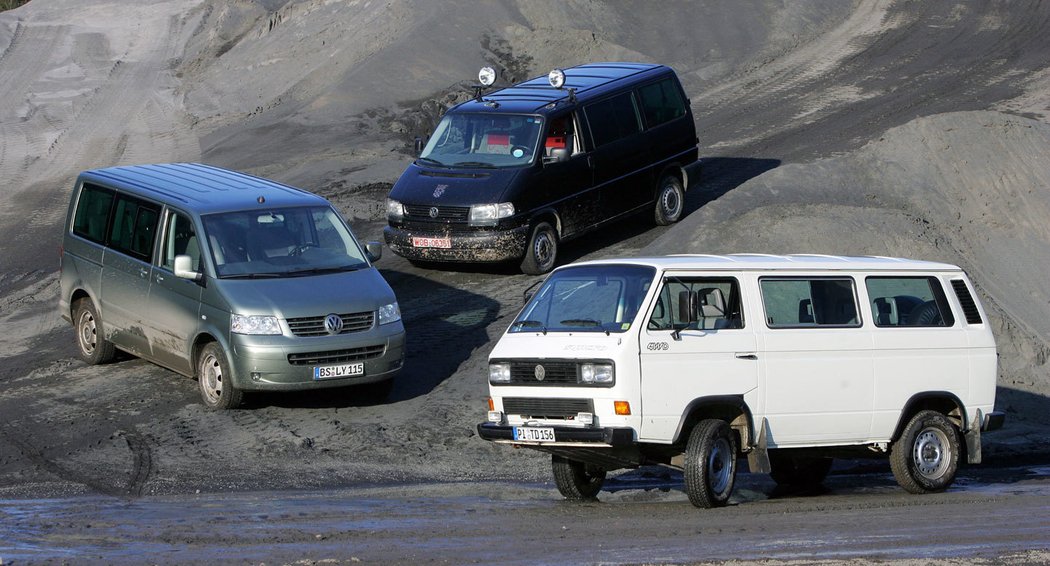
[647,110,1050,428]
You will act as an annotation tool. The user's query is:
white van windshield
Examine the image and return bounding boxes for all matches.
[510,265,656,333]
[419,113,543,168]
[202,206,369,278]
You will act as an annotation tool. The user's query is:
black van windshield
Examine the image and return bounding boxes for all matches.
[420,113,543,168]
[511,265,656,333]
[202,206,369,278]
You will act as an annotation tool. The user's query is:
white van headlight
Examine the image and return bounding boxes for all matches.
[469,203,515,226]
[489,362,512,383]
[580,362,614,384]
[378,302,401,325]
[386,198,404,221]
[231,314,282,335]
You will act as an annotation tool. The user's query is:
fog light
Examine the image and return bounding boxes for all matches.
[576,412,594,425]
[250,372,262,382]
[487,411,503,423]
[614,401,631,415]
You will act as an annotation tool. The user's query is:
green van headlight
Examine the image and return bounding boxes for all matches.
[378,302,401,325]
[231,314,282,335]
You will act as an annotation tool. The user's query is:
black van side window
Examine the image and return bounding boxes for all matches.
[761,277,860,327]
[866,276,956,327]
[109,195,160,261]
[638,78,686,128]
[584,92,641,147]
[72,184,114,244]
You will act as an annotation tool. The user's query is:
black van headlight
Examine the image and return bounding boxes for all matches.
[469,203,514,226]
[386,198,404,221]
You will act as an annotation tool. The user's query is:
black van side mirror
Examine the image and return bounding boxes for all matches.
[365,241,383,262]
[544,148,570,165]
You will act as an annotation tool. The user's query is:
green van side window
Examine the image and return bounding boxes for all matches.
[72,184,114,244]
[109,195,160,261]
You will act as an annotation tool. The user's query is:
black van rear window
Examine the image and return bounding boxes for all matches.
[638,78,686,128]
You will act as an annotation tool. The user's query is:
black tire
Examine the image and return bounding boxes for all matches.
[197,342,243,410]
[653,173,684,226]
[890,410,960,494]
[520,221,558,275]
[684,419,737,508]
[73,298,116,364]
[551,454,606,500]
[768,452,833,488]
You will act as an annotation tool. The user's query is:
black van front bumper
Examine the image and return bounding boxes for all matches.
[384,224,529,263]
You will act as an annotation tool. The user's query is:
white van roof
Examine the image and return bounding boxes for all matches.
[566,254,962,273]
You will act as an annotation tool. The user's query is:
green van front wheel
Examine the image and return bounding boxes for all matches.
[198,342,243,410]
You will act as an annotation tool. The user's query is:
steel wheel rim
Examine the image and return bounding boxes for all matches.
[533,231,554,269]
[78,310,97,355]
[913,427,951,479]
[201,352,223,404]
[660,183,682,219]
[707,437,733,495]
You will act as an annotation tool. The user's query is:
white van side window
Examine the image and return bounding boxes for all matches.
[648,278,743,331]
[865,276,955,327]
[761,277,860,327]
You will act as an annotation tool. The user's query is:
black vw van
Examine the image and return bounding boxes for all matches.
[384,62,700,274]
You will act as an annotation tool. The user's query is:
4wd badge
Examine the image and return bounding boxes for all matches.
[433,184,448,198]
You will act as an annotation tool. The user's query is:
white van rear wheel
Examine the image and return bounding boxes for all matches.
[890,410,959,493]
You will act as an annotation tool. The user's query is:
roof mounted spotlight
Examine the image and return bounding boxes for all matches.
[548,68,566,89]
[548,68,576,103]
[475,66,497,101]
[479,66,497,87]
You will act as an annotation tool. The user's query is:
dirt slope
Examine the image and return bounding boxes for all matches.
[1,0,1050,498]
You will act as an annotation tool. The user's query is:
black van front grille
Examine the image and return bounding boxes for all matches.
[502,398,593,419]
[287,312,374,337]
[287,344,386,365]
[404,205,470,224]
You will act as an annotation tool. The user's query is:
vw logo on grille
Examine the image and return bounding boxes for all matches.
[429,206,439,218]
[534,364,546,381]
[324,313,343,335]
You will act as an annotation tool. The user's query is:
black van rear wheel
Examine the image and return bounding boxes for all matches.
[520,221,558,275]
[654,174,684,225]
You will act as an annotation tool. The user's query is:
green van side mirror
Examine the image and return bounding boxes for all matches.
[174,255,202,282]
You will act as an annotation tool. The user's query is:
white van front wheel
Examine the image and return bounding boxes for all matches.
[198,342,243,410]
[551,454,605,500]
[684,419,737,508]
[654,174,684,225]
[890,410,960,493]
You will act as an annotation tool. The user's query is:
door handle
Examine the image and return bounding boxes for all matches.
[155,274,165,283]
[735,352,758,360]
[138,268,149,278]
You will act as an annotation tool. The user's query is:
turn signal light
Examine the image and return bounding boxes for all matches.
[487,397,495,411]
[614,401,631,415]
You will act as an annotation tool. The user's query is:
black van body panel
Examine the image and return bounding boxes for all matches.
[385,62,699,268]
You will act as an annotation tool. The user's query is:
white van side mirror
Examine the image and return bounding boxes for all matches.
[365,241,383,262]
[174,255,202,281]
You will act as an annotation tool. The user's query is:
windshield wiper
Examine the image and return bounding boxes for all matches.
[417,157,446,167]
[560,319,602,327]
[222,272,282,279]
[284,265,362,277]
[510,319,547,334]
[452,161,497,169]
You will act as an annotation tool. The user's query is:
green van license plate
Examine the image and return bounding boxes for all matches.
[314,363,364,380]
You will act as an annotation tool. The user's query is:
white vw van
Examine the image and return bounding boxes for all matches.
[478,254,1004,508]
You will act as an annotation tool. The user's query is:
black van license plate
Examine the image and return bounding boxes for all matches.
[314,363,364,380]
[411,236,451,249]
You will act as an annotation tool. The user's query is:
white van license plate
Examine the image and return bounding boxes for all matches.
[314,363,364,380]
[514,427,556,442]
[411,236,451,249]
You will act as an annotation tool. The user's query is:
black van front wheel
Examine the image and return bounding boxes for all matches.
[520,221,558,275]
[654,174,684,226]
